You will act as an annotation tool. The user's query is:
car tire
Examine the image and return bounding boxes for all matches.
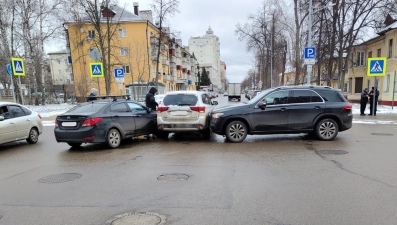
[156,131,169,139]
[315,118,339,141]
[202,128,211,139]
[107,128,121,148]
[26,128,39,144]
[225,121,247,143]
[67,143,82,147]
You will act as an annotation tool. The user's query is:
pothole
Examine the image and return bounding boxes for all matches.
[107,212,166,225]
[157,173,189,181]
[38,173,82,184]
[371,133,394,136]
[317,150,348,155]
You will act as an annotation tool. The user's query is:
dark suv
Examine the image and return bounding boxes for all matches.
[210,86,352,142]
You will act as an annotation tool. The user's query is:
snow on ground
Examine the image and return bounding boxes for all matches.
[24,102,397,126]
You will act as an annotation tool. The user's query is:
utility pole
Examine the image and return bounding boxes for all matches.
[307,0,313,86]
[271,14,275,88]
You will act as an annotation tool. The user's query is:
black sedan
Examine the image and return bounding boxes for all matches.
[54,99,157,148]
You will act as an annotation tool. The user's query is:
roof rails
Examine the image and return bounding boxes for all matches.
[86,94,130,101]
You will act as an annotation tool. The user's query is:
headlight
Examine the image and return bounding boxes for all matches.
[212,113,224,119]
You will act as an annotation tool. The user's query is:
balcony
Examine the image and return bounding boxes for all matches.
[176,65,182,70]
[169,48,175,56]
[165,74,170,80]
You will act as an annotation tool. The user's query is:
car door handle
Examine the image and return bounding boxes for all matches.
[280,108,287,111]
[314,106,322,109]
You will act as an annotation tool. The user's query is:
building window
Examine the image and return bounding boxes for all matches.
[120,47,128,56]
[377,48,381,57]
[64,58,68,64]
[384,74,390,92]
[58,69,62,75]
[88,30,95,39]
[56,59,61,64]
[119,28,126,37]
[356,52,364,66]
[355,77,363,93]
[123,65,130,73]
[389,39,393,58]
[368,51,372,59]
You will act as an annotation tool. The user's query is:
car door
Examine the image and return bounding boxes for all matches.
[110,102,135,136]
[251,90,290,132]
[288,89,325,130]
[127,102,156,136]
[0,105,17,143]
[8,105,31,139]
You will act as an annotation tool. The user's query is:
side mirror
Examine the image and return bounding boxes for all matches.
[212,101,218,105]
[257,102,267,110]
[0,116,4,121]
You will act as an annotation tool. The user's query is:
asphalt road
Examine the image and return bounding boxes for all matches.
[1,95,397,225]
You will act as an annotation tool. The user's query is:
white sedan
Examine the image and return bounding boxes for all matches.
[0,102,43,145]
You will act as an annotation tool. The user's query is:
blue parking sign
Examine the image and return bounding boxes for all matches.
[304,47,316,59]
[114,68,124,78]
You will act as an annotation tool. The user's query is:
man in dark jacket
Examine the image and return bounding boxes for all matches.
[360,88,369,115]
[145,87,158,111]
[87,88,98,102]
[368,87,379,116]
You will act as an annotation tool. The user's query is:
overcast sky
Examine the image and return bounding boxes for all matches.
[115,0,263,83]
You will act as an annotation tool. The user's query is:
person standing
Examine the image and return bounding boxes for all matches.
[360,88,369,115]
[368,87,379,116]
[145,87,158,111]
[87,88,98,102]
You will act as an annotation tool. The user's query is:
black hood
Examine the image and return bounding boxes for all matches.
[212,103,249,113]
[149,87,157,94]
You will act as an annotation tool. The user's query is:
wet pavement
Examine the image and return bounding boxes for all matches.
[1,95,397,225]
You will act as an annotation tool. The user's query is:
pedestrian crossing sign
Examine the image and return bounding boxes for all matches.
[89,62,104,77]
[11,57,25,76]
[367,58,386,77]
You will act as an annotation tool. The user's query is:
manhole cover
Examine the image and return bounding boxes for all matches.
[371,133,394,136]
[157,173,189,181]
[38,173,82,184]
[317,150,348,155]
[108,212,165,225]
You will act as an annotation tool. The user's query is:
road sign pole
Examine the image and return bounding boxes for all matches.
[307,0,313,86]
[392,71,396,109]
[7,64,16,103]
[18,76,24,105]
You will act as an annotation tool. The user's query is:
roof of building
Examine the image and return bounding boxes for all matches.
[48,49,69,55]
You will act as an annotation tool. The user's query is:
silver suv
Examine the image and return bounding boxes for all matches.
[157,91,218,139]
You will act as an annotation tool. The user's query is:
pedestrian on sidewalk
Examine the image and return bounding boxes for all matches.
[87,88,98,102]
[360,88,369,115]
[369,87,379,116]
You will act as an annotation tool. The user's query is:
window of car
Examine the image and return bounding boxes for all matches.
[261,90,290,105]
[8,105,26,118]
[127,102,147,114]
[111,103,130,112]
[202,93,212,105]
[0,106,11,119]
[21,107,32,115]
[163,94,198,106]
[67,103,106,113]
[314,89,347,102]
[290,90,323,103]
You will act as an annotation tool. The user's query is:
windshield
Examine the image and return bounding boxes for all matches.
[247,88,276,104]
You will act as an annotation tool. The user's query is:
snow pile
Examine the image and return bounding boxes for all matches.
[351,103,397,115]
[25,103,76,118]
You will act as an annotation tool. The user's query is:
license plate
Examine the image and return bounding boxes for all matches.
[62,122,77,127]
[170,111,188,116]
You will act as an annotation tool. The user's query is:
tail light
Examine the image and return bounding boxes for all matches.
[38,114,42,119]
[343,104,352,111]
[55,120,58,127]
[157,106,169,112]
[82,117,102,127]
[190,106,205,113]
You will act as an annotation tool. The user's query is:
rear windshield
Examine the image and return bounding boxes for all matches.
[314,89,347,102]
[163,94,198,106]
[66,102,107,113]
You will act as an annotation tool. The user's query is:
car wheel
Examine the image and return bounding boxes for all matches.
[315,118,339,141]
[225,121,247,143]
[67,143,82,147]
[202,128,211,139]
[26,128,39,144]
[107,128,121,148]
[156,131,169,139]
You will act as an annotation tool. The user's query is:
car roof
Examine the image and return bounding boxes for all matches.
[0,102,22,106]
[275,86,335,90]
[165,90,203,95]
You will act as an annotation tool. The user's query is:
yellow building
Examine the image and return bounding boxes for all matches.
[345,14,397,105]
[65,4,198,101]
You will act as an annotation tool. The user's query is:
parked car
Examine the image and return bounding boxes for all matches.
[157,91,218,139]
[154,94,165,105]
[210,86,352,143]
[224,92,228,96]
[54,99,157,148]
[0,102,43,145]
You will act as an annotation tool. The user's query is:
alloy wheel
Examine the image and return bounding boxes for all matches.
[226,121,247,143]
[108,129,121,148]
[27,128,39,144]
[316,119,338,141]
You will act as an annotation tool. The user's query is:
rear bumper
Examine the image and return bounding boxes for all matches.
[54,127,107,143]
[339,120,352,131]
[159,123,206,132]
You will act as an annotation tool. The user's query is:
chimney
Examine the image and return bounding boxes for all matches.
[133,2,139,16]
